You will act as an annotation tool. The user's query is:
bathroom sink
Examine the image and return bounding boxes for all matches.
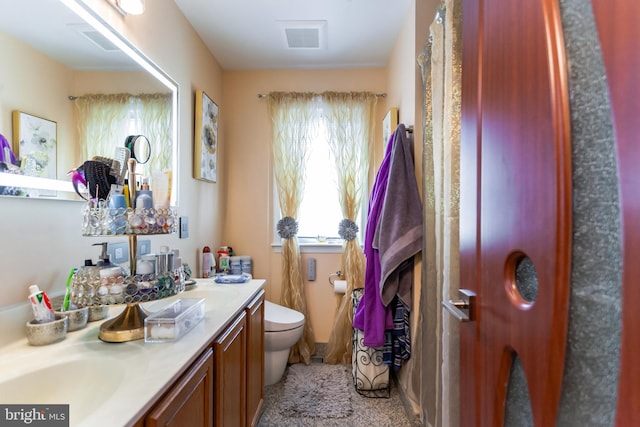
[0,358,127,424]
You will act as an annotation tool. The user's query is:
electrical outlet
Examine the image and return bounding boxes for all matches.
[179,216,189,238]
[107,241,129,264]
[307,258,316,281]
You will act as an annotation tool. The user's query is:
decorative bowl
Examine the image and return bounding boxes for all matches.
[55,307,89,331]
[26,314,67,346]
[88,305,110,322]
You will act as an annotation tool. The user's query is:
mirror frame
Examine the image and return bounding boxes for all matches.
[0,0,179,204]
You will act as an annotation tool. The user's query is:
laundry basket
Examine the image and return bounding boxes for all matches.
[351,288,390,398]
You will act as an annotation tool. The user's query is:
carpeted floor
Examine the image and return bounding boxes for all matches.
[257,363,421,427]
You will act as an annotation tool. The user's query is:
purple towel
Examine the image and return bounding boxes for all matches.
[352,130,395,348]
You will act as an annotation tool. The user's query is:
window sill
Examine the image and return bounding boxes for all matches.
[271,240,344,254]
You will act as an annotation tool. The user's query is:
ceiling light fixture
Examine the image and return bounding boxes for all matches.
[116,0,145,15]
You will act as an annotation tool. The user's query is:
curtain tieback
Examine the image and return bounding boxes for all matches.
[277,216,299,239]
[339,218,359,241]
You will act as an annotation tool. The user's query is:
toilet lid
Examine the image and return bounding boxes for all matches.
[264,300,305,332]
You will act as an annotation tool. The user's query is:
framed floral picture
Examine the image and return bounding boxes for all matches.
[12,110,57,182]
[194,90,218,182]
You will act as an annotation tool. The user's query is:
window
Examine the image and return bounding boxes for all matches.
[268,91,376,252]
[295,121,364,245]
[272,121,368,250]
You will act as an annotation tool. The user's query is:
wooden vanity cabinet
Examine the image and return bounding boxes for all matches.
[214,310,247,427]
[145,348,214,426]
[133,288,265,427]
[246,290,265,427]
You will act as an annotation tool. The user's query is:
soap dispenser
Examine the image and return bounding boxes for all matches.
[93,242,112,266]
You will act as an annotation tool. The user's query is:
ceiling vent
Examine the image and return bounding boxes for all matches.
[68,23,119,52]
[279,20,327,49]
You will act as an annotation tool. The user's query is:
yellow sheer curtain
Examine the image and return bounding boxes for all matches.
[322,91,377,364]
[73,94,131,161]
[267,92,317,364]
[73,93,171,174]
[136,93,173,173]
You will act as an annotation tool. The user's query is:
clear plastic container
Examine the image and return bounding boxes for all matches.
[144,298,205,343]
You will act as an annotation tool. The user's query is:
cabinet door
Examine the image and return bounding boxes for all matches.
[246,290,265,427]
[214,311,247,427]
[146,348,214,427]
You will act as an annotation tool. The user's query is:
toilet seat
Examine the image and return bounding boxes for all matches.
[264,301,304,332]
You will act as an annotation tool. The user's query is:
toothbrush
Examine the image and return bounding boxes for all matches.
[62,267,76,311]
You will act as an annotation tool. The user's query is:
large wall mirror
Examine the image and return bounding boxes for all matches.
[0,0,178,203]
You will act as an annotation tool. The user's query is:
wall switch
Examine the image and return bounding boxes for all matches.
[179,216,189,239]
[307,258,316,281]
[107,241,129,265]
[137,239,151,256]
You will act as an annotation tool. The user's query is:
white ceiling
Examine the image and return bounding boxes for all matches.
[0,0,412,72]
[174,0,413,70]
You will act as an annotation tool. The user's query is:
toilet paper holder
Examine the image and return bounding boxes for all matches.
[328,270,343,287]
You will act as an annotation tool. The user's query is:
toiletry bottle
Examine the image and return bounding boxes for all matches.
[28,285,55,323]
[218,253,230,274]
[135,177,154,209]
[123,179,131,208]
[152,170,171,209]
[202,246,215,278]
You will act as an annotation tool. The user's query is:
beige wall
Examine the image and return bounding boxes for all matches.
[0,31,77,180]
[221,68,388,343]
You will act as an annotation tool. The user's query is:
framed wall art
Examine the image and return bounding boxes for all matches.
[382,107,398,149]
[12,110,57,182]
[193,89,218,183]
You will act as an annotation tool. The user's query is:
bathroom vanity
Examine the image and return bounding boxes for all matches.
[0,279,265,427]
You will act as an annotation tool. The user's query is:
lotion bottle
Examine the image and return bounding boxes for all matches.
[135,177,154,209]
[202,246,215,278]
[28,285,55,323]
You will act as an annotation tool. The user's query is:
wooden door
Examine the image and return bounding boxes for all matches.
[457,0,572,425]
[590,1,640,425]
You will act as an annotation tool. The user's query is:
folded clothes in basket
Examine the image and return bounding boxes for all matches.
[214,274,251,284]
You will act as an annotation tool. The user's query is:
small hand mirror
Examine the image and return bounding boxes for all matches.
[125,135,151,164]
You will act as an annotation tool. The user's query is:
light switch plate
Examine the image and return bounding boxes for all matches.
[179,216,189,239]
[307,258,316,281]
[137,239,151,256]
[107,241,129,265]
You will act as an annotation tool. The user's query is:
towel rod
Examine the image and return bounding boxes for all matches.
[257,92,386,99]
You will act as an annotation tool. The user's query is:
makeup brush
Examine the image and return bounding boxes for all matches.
[127,158,137,207]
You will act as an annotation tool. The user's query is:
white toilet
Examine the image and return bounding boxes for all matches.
[264,300,305,386]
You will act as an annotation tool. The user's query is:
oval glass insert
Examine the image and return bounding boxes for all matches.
[505,252,539,308]
[515,256,538,303]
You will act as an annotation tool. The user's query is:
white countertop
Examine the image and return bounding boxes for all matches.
[0,278,265,427]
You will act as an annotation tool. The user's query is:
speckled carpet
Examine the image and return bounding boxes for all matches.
[258,363,420,427]
[280,364,352,418]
